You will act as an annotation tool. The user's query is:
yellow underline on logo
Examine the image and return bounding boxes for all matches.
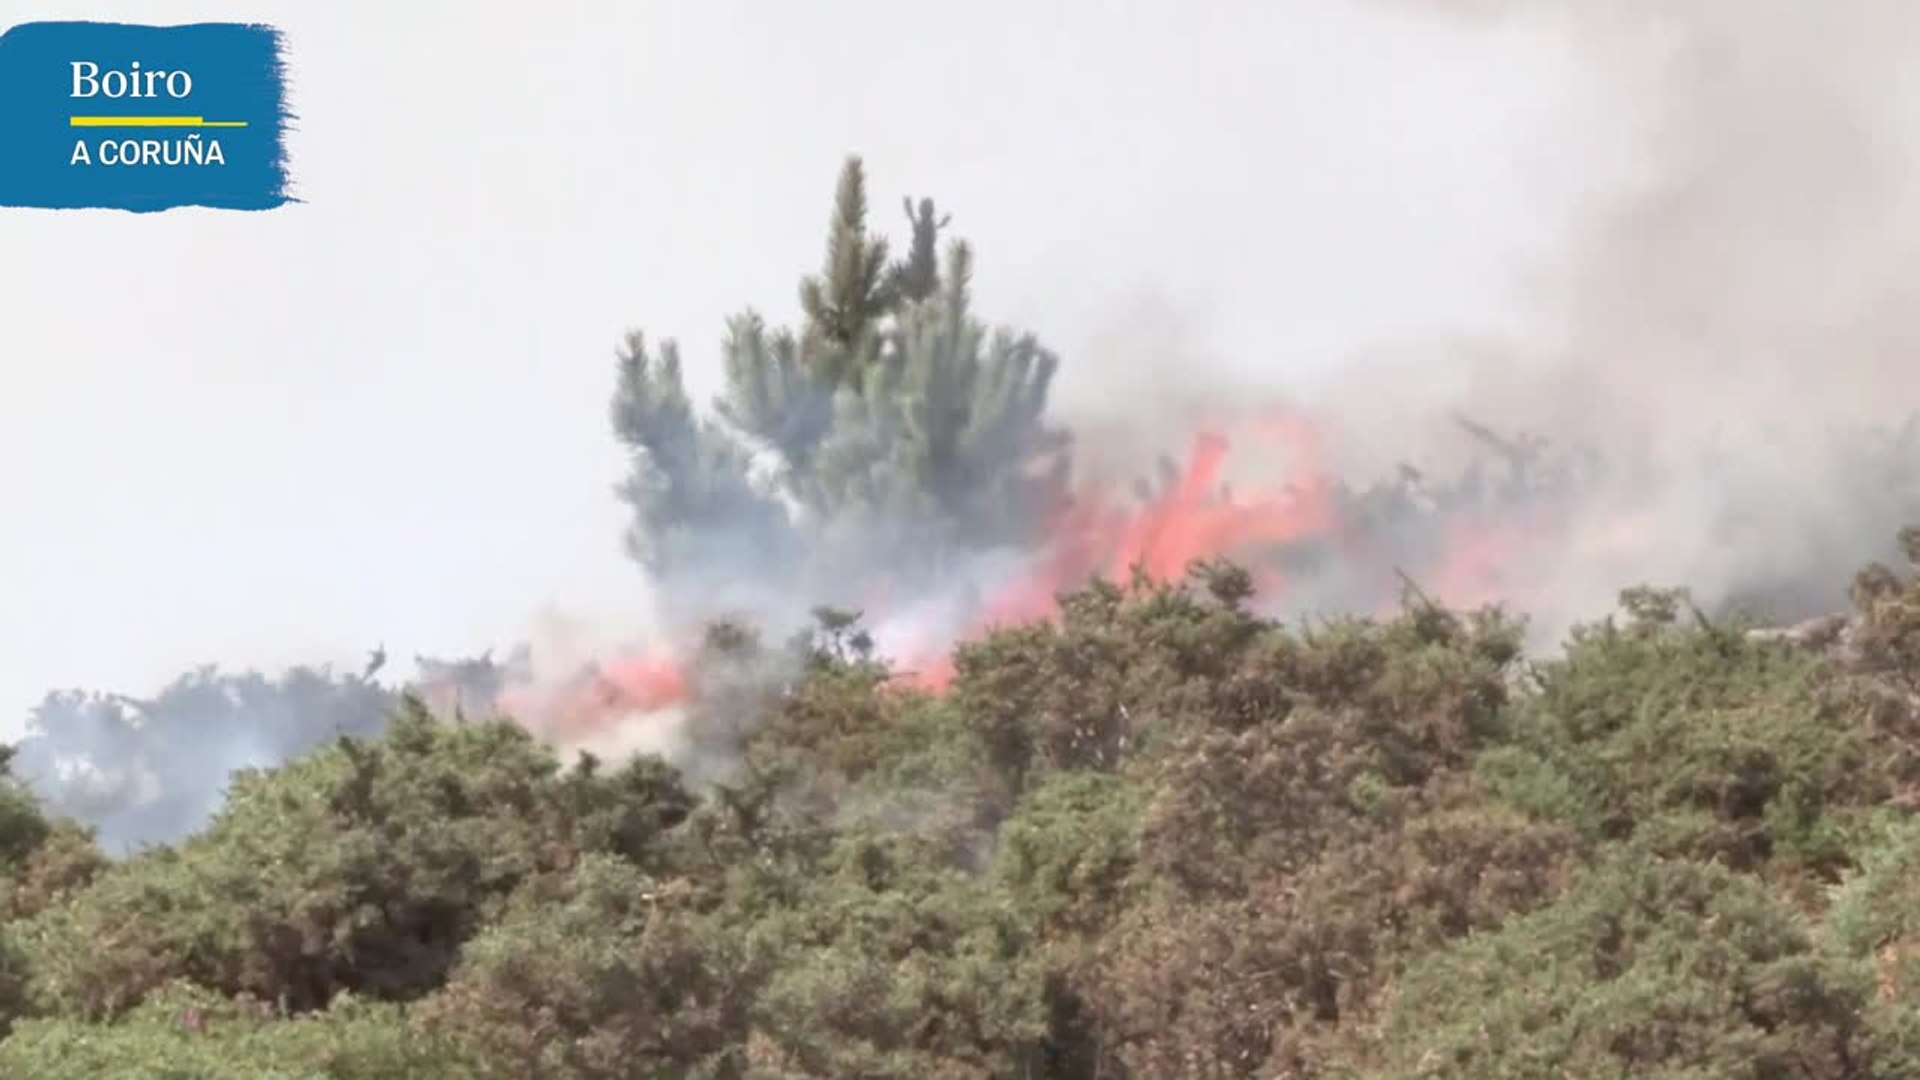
[69,116,249,128]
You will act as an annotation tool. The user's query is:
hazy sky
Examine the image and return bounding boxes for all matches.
[0,2,1626,731]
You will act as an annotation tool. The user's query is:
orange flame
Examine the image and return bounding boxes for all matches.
[901,414,1339,689]
[496,651,688,743]
[456,408,1550,742]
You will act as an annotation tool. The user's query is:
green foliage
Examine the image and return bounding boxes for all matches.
[1377,852,1911,1079]
[611,157,1068,606]
[15,702,693,1020]
[415,854,756,1079]
[611,330,796,579]
[1083,788,1578,1078]
[3,818,107,921]
[742,611,898,783]
[744,829,1049,1079]
[1487,590,1891,874]
[1133,601,1525,896]
[797,157,895,368]
[0,750,51,873]
[1849,528,1920,678]
[1828,818,1920,1012]
[0,755,95,1037]
[803,240,1066,556]
[0,982,469,1079]
[992,772,1147,942]
[949,571,1292,791]
[16,527,1920,1074]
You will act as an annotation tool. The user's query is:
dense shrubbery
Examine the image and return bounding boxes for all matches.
[4,537,1920,1077]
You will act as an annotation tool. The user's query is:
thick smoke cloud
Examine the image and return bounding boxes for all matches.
[1287,1,1920,639]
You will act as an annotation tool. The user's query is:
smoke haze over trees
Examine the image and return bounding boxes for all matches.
[6,5,1920,1068]
[21,135,1920,850]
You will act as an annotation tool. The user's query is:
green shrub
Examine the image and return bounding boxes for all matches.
[1377,853,1907,1079]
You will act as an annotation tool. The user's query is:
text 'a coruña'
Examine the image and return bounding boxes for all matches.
[70,134,226,167]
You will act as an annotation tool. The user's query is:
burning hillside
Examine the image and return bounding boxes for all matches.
[426,405,1645,750]
[443,376,1920,761]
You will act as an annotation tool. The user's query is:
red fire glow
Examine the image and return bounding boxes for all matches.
[900,417,1339,689]
[498,651,689,742]
[470,409,1541,743]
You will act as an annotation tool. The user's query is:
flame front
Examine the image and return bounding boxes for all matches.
[433,409,1560,744]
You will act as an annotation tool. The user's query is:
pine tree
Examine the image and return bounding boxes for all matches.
[809,242,1067,555]
[610,156,1069,612]
[797,157,893,382]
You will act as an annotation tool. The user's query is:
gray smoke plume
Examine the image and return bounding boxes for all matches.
[16,666,397,854]
[17,650,549,853]
[1284,1,1920,640]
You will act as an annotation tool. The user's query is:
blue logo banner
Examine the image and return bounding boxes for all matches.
[0,21,293,212]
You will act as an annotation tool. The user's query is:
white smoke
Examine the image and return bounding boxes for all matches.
[1258,2,1920,639]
